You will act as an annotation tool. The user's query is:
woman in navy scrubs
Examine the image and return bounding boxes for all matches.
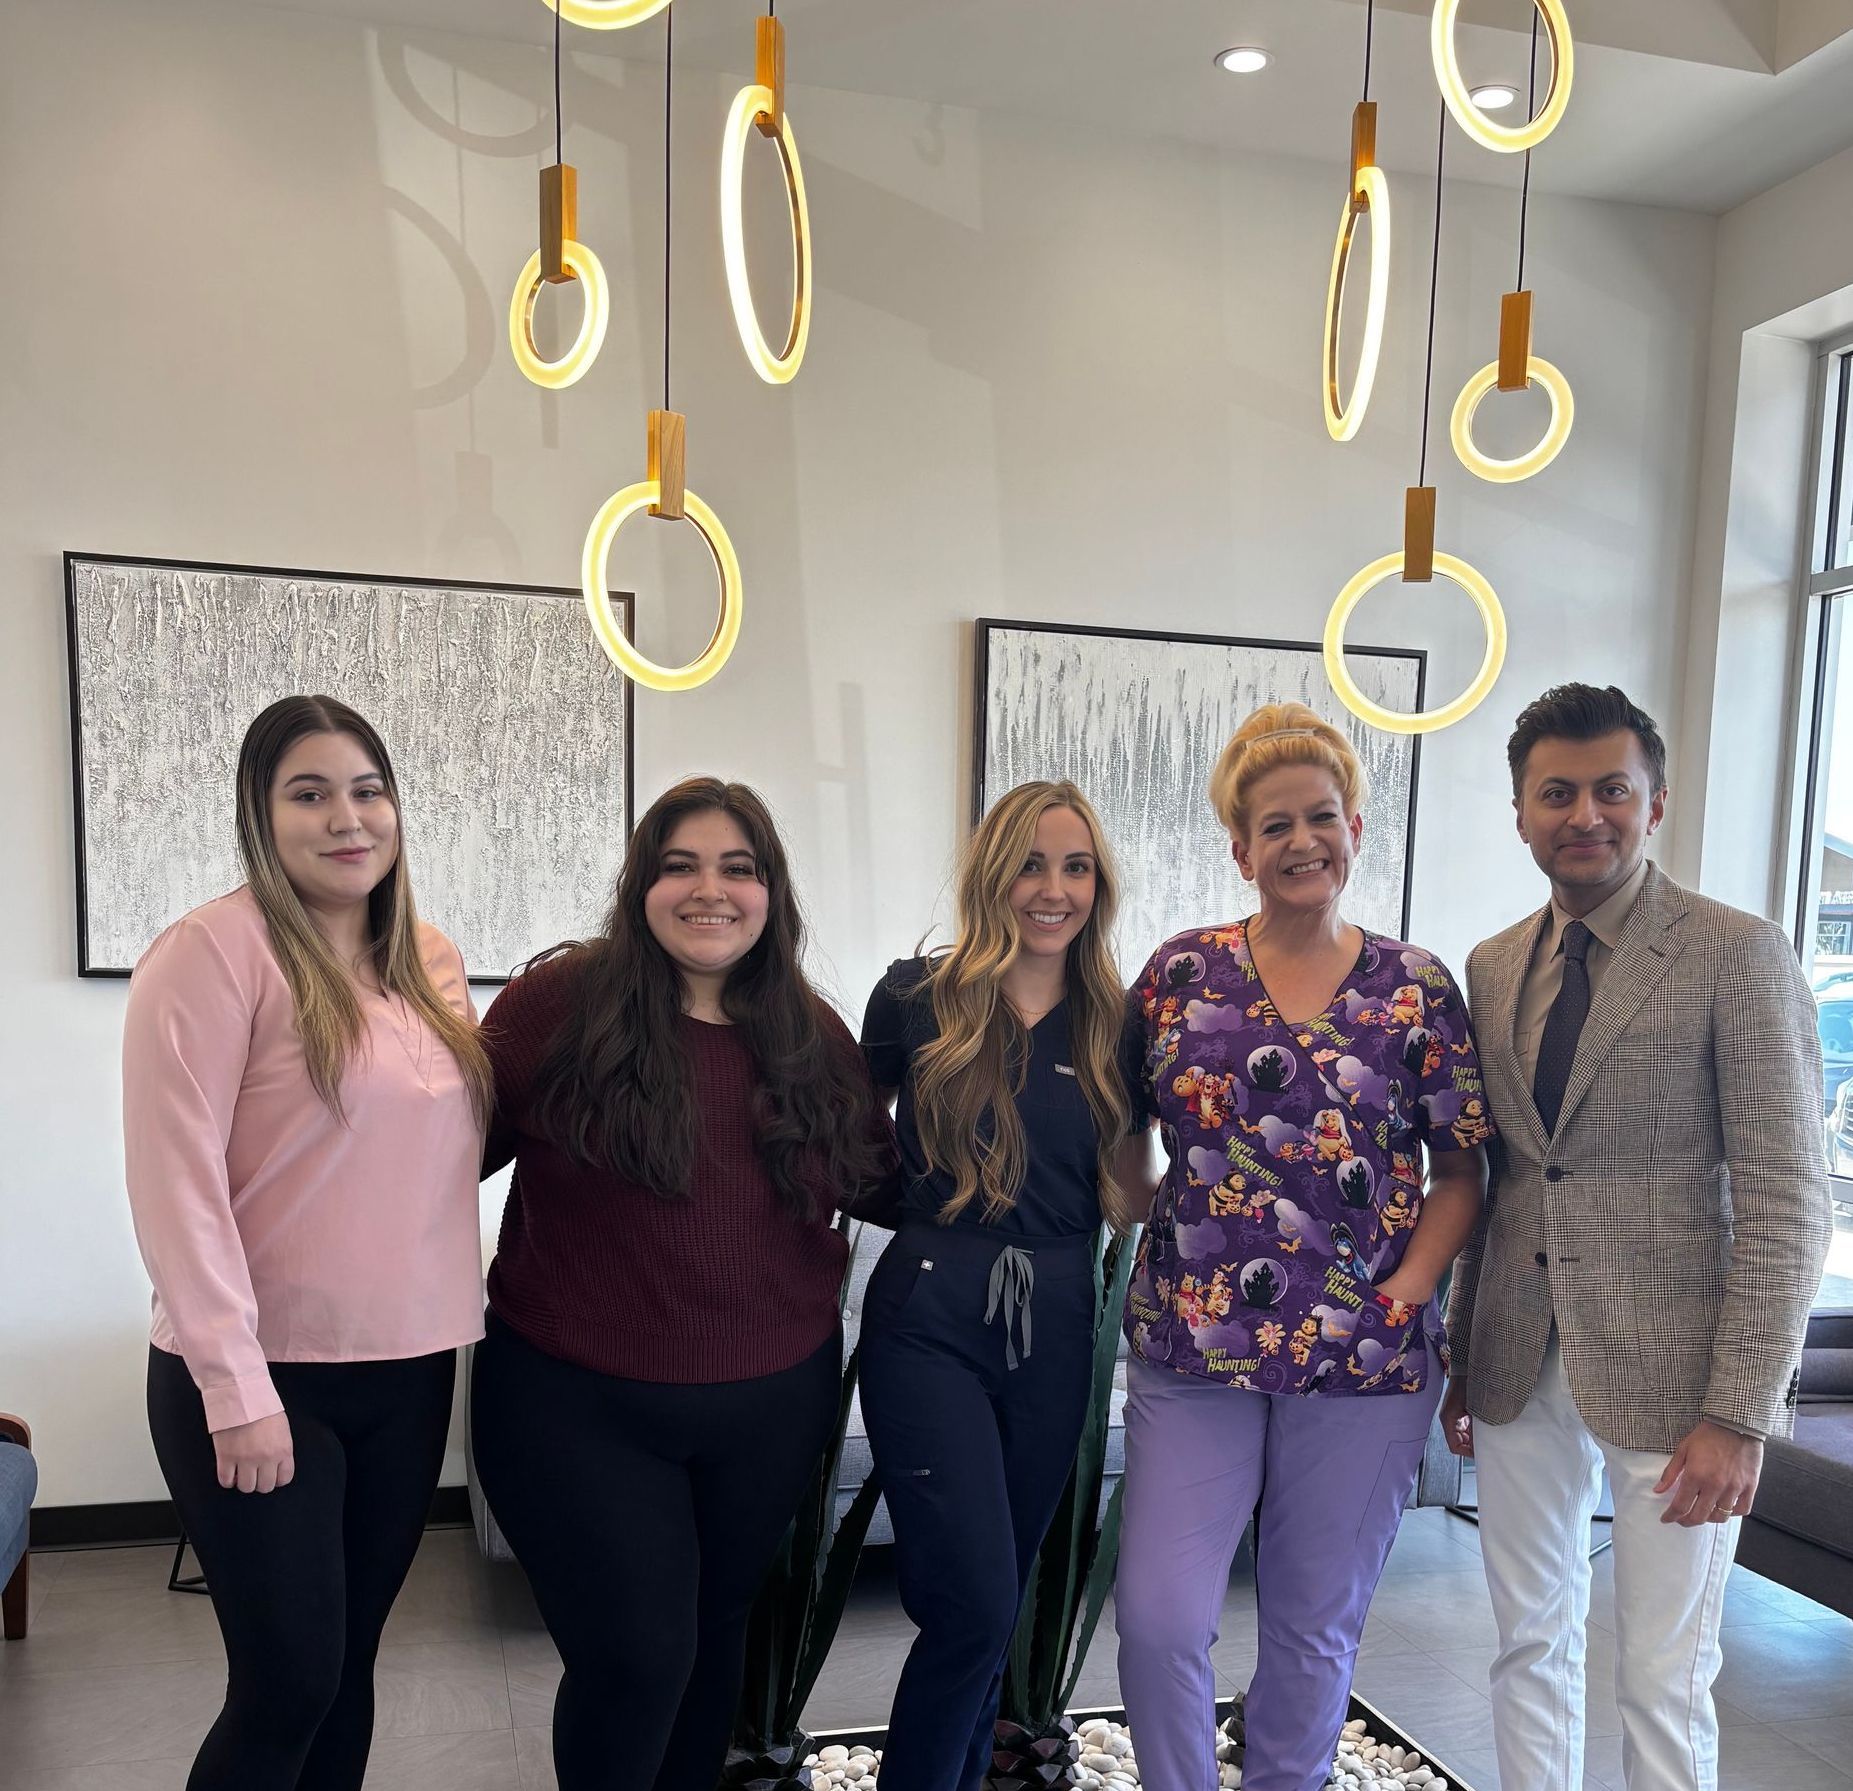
[860,780,1156,1791]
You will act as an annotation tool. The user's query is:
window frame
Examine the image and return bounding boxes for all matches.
[1807,337,1853,597]
[1791,330,1853,1238]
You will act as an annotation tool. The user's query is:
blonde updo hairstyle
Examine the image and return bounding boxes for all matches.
[1209,701,1366,843]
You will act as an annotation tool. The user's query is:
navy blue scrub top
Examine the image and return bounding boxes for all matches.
[860,957,1141,1240]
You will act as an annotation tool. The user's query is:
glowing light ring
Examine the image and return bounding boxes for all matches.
[1324,165,1391,443]
[509,241,610,389]
[582,483,744,692]
[1325,551,1507,735]
[540,0,672,29]
[1450,355,1574,483]
[1432,0,1574,154]
[720,81,812,384]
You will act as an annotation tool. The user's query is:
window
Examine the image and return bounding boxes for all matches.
[1792,332,1853,1310]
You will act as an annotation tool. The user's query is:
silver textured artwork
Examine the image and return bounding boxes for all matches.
[66,554,633,980]
[975,621,1422,973]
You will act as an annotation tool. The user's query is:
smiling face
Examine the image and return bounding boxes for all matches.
[268,730,400,917]
[1515,729,1666,911]
[642,809,771,991]
[1233,763,1363,913]
[1007,805,1100,963]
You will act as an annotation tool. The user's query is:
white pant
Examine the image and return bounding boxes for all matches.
[1474,1340,1739,1791]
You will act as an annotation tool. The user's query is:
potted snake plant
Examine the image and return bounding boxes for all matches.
[985,1226,1138,1791]
[723,1221,884,1790]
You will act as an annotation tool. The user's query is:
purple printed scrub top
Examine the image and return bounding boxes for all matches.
[1123,919,1494,1399]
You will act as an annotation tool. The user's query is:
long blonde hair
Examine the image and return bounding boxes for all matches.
[913,781,1139,1232]
[1208,700,1366,840]
[235,696,492,1125]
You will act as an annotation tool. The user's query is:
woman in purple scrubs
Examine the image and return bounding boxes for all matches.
[1114,701,1492,1791]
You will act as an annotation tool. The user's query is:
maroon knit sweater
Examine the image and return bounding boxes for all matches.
[482,950,893,1384]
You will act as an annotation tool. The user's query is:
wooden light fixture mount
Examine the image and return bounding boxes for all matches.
[540,163,578,284]
[755,15,785,136]
[647,409,687,520]
[1350,101,1378,209]
[1403,486,1437,585]
[1498,290,1534,393]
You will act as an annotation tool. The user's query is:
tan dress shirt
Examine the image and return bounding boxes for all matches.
[1514,858,1652,1083]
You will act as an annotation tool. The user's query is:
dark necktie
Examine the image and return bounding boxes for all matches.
[1533,920,1592,1136]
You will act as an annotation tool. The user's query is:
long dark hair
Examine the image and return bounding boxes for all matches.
[235,695,492,1123]
[524,776,881,1217]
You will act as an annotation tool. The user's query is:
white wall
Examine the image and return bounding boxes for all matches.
[0,0,1716,1507]
[1678,141,1853,913]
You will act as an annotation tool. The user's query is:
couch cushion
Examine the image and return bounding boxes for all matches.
[1754,1403,1853,1555]
[0,1440,36,1580]
[841,1219,896,1358]
[1799,1348,1853,1403]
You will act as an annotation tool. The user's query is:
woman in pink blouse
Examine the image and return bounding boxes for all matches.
[123,694,491,1791]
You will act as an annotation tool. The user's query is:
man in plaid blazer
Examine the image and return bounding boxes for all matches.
[1441,683,1832,1791]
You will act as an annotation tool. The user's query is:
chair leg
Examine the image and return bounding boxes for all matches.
[2,1553,27,1640]
[168,1531,209,1596]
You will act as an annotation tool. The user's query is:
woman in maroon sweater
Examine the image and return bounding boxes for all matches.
[470,777,893,1790]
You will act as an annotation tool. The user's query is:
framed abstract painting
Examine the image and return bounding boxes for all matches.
[65,552,634,981]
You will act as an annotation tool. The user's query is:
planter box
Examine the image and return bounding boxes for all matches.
[803,1695,1479,1791]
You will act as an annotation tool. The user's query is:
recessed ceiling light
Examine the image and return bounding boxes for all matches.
[1469,83,1519,110]
[1215,46,1272,75]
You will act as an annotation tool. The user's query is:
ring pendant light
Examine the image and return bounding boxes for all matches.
[510,231,610,389]
[1327,102,1506,736]
[1451,331,1573,482]
[581,7,744,694]
[721,11,812,383]
[1432,0,1573,154]
[583,414,744,692]
[540,0,672,30]
[510,7,610,388]
[1324,2,1390,442]
[1450,19,1574,484]
[1326,549,1507,736]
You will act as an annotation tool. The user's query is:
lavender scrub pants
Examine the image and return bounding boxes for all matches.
[1115,1346,1443,1791]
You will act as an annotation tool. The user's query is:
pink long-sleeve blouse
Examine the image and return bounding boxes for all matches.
[122,888,487,1432]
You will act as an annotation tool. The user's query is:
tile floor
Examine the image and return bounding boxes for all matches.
[3,1507,1851,1791]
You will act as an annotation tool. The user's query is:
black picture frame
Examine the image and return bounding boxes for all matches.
[65,551,636,984]
[972,616,1425,944]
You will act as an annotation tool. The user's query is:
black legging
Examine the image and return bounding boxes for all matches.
[146,1343,455,1791]
[469,1311,842,1790]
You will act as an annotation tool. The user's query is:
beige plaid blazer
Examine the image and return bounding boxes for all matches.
[1449,863,1833,1452]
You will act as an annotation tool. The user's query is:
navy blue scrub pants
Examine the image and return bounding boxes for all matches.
[860,1221,1100,1791]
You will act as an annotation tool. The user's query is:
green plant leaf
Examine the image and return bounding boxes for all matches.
[996,1223,1138,1733]
[730,1243,871,1753]
[1058,1475,1124,1713]
[791,1472,883,1717]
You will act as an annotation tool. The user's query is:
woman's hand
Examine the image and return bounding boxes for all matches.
[1371,1266,1437,1309]
[211,1412,295,1493]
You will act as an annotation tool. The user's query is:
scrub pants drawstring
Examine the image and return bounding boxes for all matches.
[984,1244,1036,1370]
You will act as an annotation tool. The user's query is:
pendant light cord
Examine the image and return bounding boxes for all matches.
[1516,7,1539,291]
[662,5,673,413]
[1418,100,1447,489]
[1361,0,1374,103]
[553,0,563,168]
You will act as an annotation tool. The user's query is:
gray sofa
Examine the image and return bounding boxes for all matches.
[1736,1308,1853,1618]
[1,1412,35,1640]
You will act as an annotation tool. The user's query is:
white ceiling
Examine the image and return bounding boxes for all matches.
[250,0,1853,214]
